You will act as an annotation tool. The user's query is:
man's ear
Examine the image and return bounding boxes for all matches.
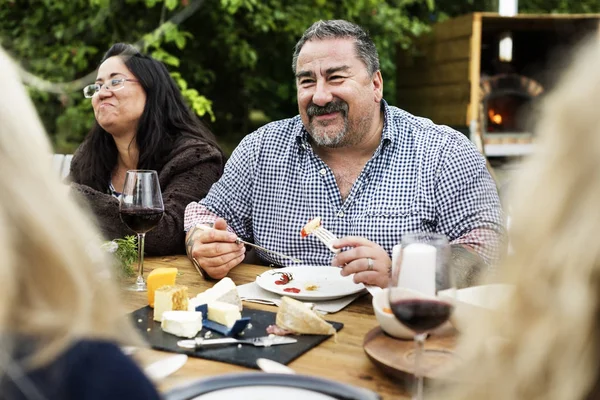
[372,70,383,102]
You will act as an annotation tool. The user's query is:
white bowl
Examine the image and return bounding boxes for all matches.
[438,284,514,332]
[372,288,416,340]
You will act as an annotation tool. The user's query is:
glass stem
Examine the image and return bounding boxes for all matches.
[413,333,427,400]
[135,233,146,288]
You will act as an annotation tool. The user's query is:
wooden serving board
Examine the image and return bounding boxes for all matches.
[363,327,460,384]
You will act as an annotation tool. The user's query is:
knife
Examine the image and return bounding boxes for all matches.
[195,224,303,263]
[177,336,297,349]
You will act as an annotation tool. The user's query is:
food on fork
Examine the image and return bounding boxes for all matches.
[153,285,189,322]
[189,277,242,311]
[300,217,322,238]
[161,311,203,338]
[267,296,336,336]
[300,217,340,254]
[147,267,178,308]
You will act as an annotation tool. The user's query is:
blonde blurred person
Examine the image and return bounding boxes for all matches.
[434,37,600,400]
[0,48,160,399]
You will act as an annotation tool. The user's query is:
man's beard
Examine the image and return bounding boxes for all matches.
[306,99,350,148]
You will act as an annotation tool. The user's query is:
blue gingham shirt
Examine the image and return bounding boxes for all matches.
[185,101,505,266]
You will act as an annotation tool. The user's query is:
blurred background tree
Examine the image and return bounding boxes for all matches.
[0,0,598,154]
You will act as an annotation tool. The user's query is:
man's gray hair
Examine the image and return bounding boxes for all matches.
[292,20,380,76]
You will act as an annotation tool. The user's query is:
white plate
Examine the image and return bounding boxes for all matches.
[164,372,379,400]
[255,266,365,301]
[193,386,336,400]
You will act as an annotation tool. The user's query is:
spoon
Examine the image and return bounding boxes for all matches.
[144,354,188,382]
[256,358,296,374]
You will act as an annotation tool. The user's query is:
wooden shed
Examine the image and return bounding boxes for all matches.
[396,12,600,157]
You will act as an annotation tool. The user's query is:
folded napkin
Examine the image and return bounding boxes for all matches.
[237,282,365,314]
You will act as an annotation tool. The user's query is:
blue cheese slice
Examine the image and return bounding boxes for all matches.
[161,311,203,338]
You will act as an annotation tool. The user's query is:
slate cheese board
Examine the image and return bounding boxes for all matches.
[131,306,343,369]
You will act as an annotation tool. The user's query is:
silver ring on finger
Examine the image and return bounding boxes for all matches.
[367,257,374,271]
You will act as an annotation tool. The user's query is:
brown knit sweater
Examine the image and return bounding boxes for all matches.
[69,137,224,255]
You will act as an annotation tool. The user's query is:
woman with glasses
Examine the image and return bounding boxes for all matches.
[70,43,225,255]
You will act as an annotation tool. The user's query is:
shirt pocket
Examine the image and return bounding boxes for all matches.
[353,185,436,250]
[362,177,419,217]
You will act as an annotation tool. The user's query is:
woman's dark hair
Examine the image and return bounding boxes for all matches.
[77,43,222,190]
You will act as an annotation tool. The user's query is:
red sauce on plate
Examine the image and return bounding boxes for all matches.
[283,287,301,293]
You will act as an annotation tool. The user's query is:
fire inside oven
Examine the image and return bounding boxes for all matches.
[480,74,544,137]
[485,93,531,133]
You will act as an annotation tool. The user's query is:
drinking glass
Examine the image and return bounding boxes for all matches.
[389,233,454,400]
[119,170,164,292]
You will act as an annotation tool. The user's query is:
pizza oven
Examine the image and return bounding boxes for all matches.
[395,12,600,157]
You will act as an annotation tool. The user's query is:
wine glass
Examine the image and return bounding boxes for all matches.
[119,170,164,292]
[389,233,454,400]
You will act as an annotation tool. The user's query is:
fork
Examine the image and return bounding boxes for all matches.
[312,226,341,254]
[312,226,382,295]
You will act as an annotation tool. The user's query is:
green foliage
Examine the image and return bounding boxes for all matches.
[101,235,138,278]
[0,0,212,152]
[519,0,600,14]
[2,0,597,155]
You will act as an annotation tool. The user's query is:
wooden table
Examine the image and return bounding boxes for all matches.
[121,255,409,399]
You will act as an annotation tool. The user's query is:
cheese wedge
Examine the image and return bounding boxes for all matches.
[189,277,242,311]
[147,267,178,308]
[207,301,241,328]
[153,285,189,322]
[276,296,336,336]
[161,311,203,338]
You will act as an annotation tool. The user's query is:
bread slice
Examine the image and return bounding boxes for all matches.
[276,296,336,336]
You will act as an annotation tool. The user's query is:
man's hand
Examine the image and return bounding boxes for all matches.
[185,218,246,279]
[331,236,391,288]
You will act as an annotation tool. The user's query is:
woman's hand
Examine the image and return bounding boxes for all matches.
[331,236,391,288]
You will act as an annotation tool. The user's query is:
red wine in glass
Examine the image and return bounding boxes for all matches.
[119,170,164,292]
[389,298,453,334]
[389,233,454,400]
[120,208,164,233]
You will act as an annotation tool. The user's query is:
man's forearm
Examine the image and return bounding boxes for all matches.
[449,244,487,288]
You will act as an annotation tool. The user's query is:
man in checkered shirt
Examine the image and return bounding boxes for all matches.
[184,20,505,288]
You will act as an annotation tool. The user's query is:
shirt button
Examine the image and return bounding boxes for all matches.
[319,168,327,175]
[337,211,345,217]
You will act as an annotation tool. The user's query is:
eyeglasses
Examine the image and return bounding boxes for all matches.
[83,78,139,98]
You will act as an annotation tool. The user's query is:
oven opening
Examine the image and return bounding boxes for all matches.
[485,94,531,134]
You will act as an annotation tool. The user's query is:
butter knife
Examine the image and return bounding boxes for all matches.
[177,336,297,349]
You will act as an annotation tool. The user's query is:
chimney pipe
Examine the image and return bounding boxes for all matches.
[498,0,518,62]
